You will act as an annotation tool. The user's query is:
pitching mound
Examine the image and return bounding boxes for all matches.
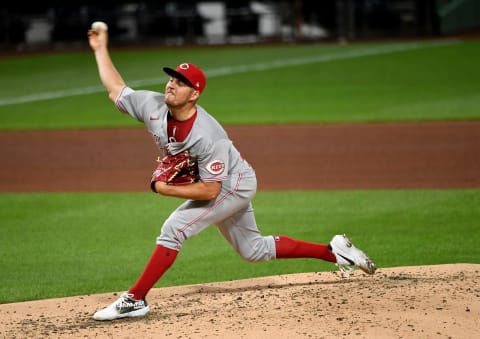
[1,264,478,338]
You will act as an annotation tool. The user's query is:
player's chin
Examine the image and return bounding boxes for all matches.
[165,94,175,105]
[165,98,184,108]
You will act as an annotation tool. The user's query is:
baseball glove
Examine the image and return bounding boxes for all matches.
[150,151,199,191]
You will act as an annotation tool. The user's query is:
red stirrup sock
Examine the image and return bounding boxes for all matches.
[274,236,336,262]
[128,245,178,300]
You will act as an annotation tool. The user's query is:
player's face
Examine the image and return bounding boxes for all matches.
[165,77,198,107]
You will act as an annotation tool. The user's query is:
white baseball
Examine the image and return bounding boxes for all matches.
[91,21,108,32]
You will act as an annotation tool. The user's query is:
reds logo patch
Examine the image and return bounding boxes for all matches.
[206,160,225,175]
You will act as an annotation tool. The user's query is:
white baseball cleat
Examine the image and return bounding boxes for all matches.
[329,234,376,275]
[93,292,150,321]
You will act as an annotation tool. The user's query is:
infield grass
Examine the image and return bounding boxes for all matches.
[1,190,478,303]
[1,39,479,303]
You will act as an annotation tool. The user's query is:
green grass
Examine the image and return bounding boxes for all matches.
[1,39,479,304]
[0,39,479,130]
[1,190,478,304]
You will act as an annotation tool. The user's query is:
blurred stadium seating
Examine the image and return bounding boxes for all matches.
[0,0,478,52]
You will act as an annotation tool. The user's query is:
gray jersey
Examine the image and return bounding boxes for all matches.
[115,86,249,182]
[114,86,275,262]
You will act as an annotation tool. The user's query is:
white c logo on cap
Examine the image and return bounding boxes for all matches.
[180,63,190,70]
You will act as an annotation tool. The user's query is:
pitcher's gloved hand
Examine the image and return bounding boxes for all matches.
[150,151,199,191]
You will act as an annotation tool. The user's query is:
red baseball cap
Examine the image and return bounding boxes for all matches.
[163,63,207,93]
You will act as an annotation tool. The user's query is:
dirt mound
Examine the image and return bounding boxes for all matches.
[1,264,478,338]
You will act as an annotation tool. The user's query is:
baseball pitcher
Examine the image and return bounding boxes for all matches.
[87,22,376,321]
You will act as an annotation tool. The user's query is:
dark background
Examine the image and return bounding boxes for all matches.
[0,0,478,52]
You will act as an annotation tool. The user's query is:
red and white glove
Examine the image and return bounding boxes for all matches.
[150,151,199,191]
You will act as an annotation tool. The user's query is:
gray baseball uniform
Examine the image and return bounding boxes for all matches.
[115,86,276,262]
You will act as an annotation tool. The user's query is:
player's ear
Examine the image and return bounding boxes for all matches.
[190,89,200,101]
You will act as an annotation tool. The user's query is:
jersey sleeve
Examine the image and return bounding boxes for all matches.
[197,139,231,182]
[115,86,165,123]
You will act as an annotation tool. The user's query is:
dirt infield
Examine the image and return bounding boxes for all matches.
[1,121,479,338]
[1,120,480,192]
